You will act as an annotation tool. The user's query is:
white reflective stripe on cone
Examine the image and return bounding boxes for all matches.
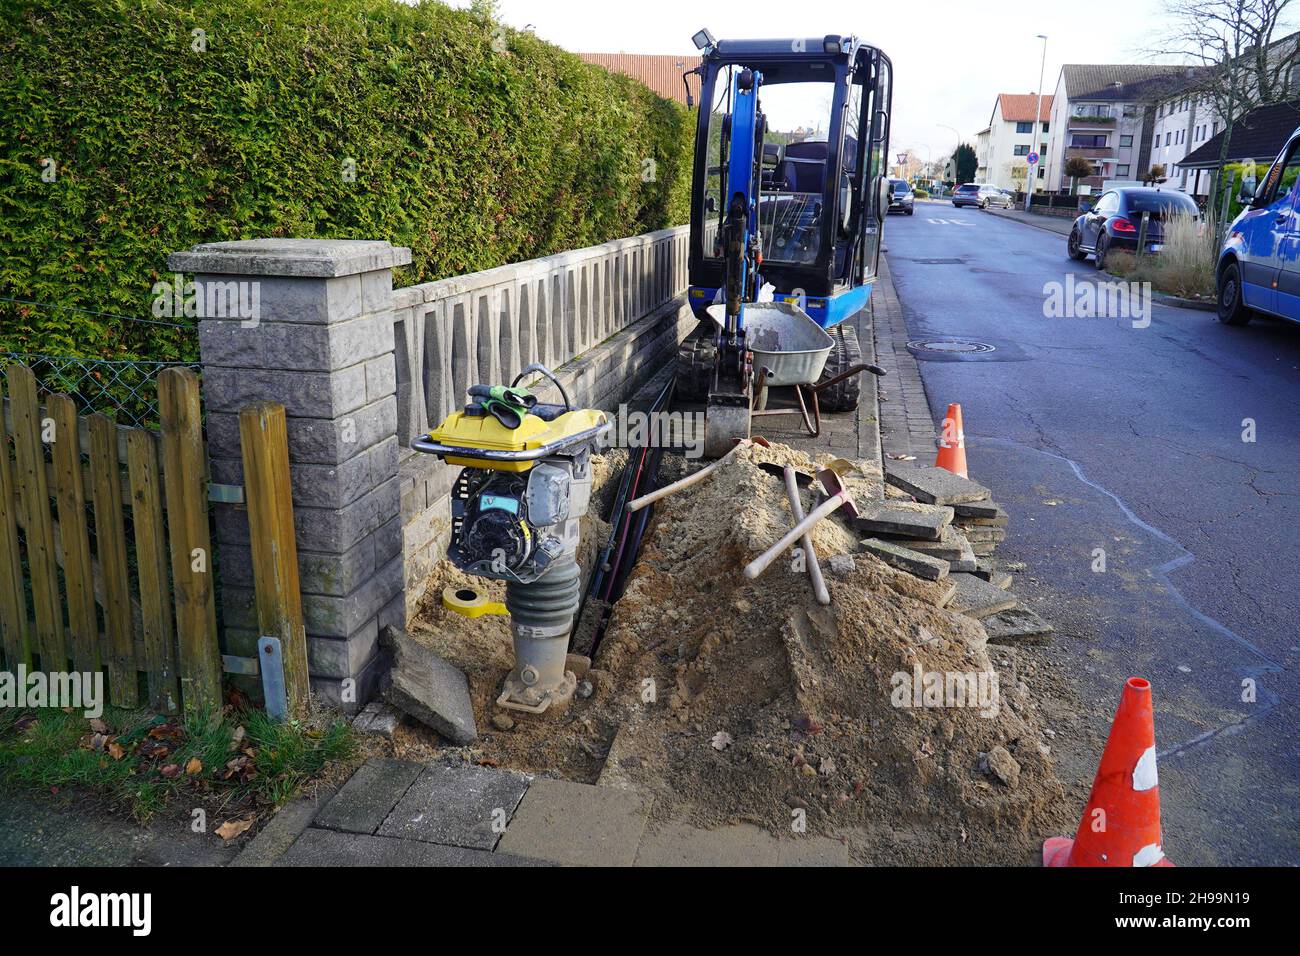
[1132,745,1159,792]
[1133,843,1165,867]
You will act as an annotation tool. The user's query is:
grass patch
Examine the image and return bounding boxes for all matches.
[1103,210,1217,300]
[0,704,354,823]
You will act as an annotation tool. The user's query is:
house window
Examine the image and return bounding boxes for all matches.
[1118,165,1131,176]
[1120,134,1133,147]
[1070,133,1108,148]
[1014,145,1030,156]
[1038,166,1045,178]
[1042,121,1050,133]
[1016,121,1033,133]
[1166,132,1172,145]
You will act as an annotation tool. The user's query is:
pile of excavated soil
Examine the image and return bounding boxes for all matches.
[398,443,1074,864]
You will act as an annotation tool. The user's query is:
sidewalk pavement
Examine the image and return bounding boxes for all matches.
[233,756,854,867]
[982,206,1073,237]
[871,255,937,461]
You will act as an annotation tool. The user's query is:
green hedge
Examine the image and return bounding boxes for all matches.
[0,0,693,361]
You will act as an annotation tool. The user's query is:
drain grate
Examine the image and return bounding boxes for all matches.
[907,340,996,354]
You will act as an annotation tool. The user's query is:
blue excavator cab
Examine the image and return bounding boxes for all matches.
[678,32,893,454]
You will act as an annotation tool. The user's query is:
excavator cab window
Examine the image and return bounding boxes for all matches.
[689,39,892,299]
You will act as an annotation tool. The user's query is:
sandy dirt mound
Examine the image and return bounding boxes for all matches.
[399,444,1072,863]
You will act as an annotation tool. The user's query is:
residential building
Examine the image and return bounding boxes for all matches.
[577,53,702,105]
[975,126,991,183]
[980,93,1053,191]
[1043,64,1187,192]
[1149,76,1222,197]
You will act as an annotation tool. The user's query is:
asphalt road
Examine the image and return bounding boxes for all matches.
[884,200,1300,866]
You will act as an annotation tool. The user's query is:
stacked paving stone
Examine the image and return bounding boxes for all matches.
[852,463,1053,644]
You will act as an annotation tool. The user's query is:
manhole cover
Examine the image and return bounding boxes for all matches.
[907,340,997,354]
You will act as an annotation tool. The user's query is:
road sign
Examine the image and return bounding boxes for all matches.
[1027,151,1039,165]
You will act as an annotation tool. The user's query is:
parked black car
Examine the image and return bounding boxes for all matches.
[1067,187,1201,269]
[888,178,915,215]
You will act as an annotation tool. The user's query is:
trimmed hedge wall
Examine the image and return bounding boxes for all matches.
[0,0,693,360]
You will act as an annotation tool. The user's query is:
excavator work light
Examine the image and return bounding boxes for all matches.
[692,28,716,51]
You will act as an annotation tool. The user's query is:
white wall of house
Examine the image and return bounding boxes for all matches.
[1150,93,1222,196]
[982,98,1050,191]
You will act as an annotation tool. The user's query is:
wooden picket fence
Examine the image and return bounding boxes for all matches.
[0,362,309,717]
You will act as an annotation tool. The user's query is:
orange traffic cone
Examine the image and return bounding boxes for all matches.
[1043,676,1174,867]
[935,403,968,478]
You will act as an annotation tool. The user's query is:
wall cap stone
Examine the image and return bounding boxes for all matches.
[168,239,412,278]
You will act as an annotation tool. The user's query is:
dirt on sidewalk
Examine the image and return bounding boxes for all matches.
[388,442,1080,864]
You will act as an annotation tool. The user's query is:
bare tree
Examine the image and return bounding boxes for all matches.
[1152,1,1300,210]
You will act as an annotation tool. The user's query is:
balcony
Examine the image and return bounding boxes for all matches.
[1068,113,1117,130]
[1066,146,1114,160]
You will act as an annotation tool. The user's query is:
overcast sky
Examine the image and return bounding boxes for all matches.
[445,0,1203,161]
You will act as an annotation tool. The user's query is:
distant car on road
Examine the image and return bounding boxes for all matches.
[1067,187,1199,270]
[952,183,1012,209]
[1217,124,1300,326]
[888,178,915,215]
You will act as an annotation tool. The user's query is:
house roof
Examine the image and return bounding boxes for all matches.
[1180,100,1300,168]
[1062,64,1190,101]
[994,93,1053,124]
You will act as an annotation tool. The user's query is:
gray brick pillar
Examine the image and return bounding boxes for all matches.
[168,239,412,712]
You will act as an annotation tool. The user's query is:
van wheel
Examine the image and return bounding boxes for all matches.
[1217,261,1252,326]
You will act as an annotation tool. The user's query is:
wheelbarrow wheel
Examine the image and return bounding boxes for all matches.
[816,325,862,413]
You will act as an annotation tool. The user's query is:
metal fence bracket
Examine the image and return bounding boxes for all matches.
[257,636,288,722]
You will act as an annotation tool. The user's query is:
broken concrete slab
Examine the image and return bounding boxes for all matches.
[983,606,1055,645]
[380,624,478,745]
[859,538,950,581]
[852,502,954,541]
[888,525,969,562]
[951,498,1003,519]
[378,763,531,850]
[960,525,1007,543]
[932,578,958,608]
[497,777,652,867]
[885,463,991,505]
[352,700,402,739]
[314,758,424,835]
[948,573,1018,620]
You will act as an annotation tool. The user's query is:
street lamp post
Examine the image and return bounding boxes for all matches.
[1026,34,1048,212]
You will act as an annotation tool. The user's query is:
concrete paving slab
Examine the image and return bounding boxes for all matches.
[885,462,991,505]
[860,537,949,581]
[377,763,531,850]
[381,624,478,745]
[231,786,335,867]
[954,503,1008,527]
[497,778,651,866]
[313,757,423,835]
[276,827,548,866]
[352,700,403,739]
[948,573,1017,619]
[951,498,1004,518]
[983,606,1055,645]
[886,525,969,562]
[852,502,953,540]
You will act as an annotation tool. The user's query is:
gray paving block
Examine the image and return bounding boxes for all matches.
[313,758,423,835]
[230,786,336,867]
[886,525,969,562]
[352,700,403,738]
[960,525,1007,543]
[852,502,954,541]
[948,573,1018,620]
[378,764,531,850]
[952,498,1004,518]
[984,606,1055,645]
[497,778,652,867]
[860,537,950,581]
[380,625,478,745]
[885,463,991,505]
[276,827,547,866]
[954,503,1008,527]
